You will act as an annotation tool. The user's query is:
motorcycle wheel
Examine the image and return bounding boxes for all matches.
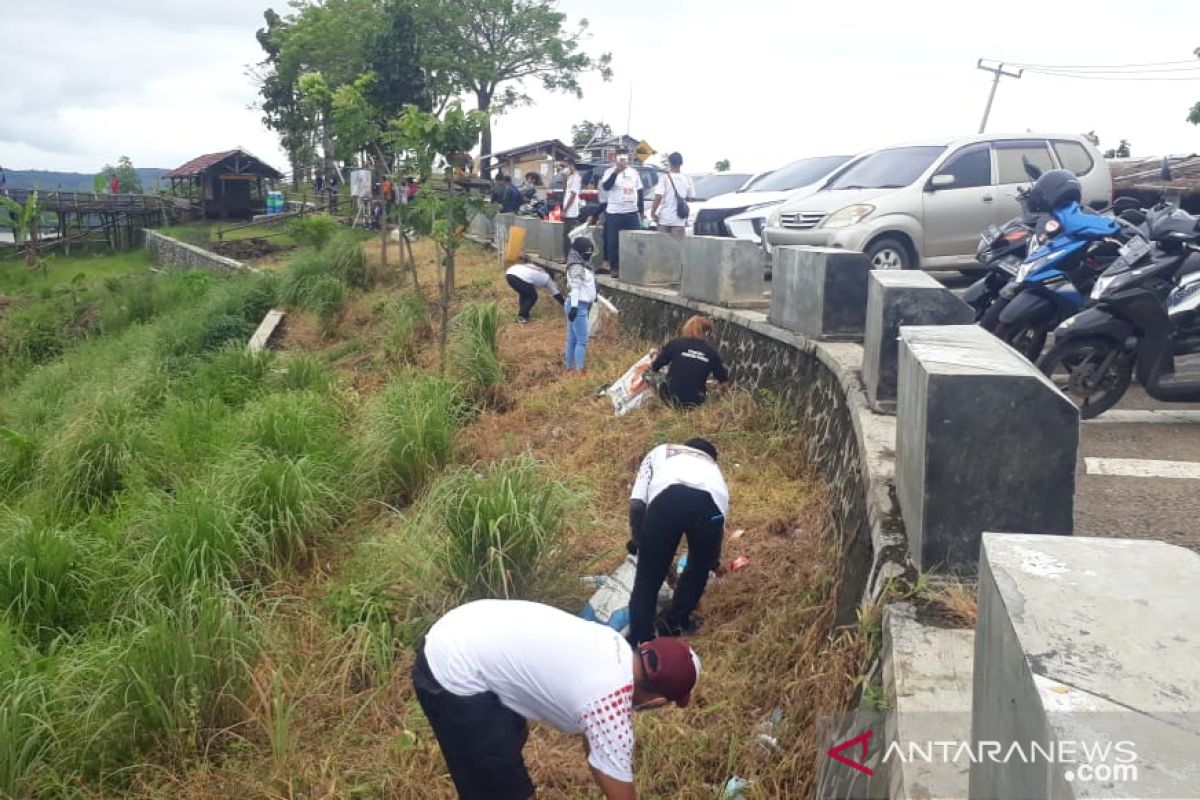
[997,323,1047,362]
[1037,337,1133,420]
[979,296,1007,332]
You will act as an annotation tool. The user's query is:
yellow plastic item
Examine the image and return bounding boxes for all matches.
[505,226,526,265]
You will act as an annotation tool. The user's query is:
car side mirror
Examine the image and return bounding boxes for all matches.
[928,174,955,191]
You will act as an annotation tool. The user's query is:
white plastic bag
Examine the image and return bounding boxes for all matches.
[587,295,618,337]
[579,554,671,635]
[605,352,656,416]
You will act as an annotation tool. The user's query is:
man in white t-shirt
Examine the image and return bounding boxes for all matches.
[626,438,729,645]
[561,160,583,256]
[505,262,564,323]
[413,599,701,800]
[599,154,644,276]
[650,152,695,239]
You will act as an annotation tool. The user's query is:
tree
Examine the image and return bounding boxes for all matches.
[714,159,731,172]
[388,103,487,369]
[570,119,611,148]
[0,191,45,272]
[1082,131,1100,147]
[99,156,142,194]
[364,0,430,120]
[1103,139,1131,159]
[412,0,612,176]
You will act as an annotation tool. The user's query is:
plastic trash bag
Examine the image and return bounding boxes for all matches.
[588,295,618,338]
[580,554,671,636]
[605,352,656,417]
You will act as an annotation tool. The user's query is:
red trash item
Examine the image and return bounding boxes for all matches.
[729,555,750,572]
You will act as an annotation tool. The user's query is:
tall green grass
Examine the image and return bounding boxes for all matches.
[383,291,430,364]
[450,301,503,401]
[353,375,464,503]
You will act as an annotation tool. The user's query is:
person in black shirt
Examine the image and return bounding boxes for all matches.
[649,315,730,408]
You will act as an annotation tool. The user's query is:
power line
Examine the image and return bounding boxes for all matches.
[1021,68,1200,82]
[999,58,1200,71]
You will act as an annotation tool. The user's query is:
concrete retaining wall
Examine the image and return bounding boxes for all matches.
[144,229,252,273]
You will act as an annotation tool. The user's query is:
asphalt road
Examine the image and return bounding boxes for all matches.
[928,270,1200,553]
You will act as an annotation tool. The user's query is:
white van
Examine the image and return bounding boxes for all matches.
[692,155,854,239]
[762,133,1111,270]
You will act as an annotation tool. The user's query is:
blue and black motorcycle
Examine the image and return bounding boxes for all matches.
[980,170,1131,361]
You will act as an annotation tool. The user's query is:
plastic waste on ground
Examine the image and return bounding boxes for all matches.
[717,777,751,798]
[605,353,656,416]
[579,554,671,636]
[588,295,619,337]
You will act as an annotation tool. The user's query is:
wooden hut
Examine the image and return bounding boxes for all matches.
[166,149,283,220]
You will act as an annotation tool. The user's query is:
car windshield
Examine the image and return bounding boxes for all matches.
[692,173,752,200]
[748,156,851,192]
[828,146,945,190]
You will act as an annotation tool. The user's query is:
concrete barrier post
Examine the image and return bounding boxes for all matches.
[467,212,494,239]
[619,230,683,286]
[680,236,768,308]
[863,271,975,411]
[895,325,1078,572]
[539,220,565,262]
[971,533,1200,799]
[768,246,870,340]
[494,212,515,245]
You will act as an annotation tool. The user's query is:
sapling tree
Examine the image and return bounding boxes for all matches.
[1,191,45,274]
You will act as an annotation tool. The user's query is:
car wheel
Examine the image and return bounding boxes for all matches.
[866,237,911,270]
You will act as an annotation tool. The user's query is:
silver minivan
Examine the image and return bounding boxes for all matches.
[762,133,1111,271]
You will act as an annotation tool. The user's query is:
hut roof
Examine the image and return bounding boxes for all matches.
[487,139,577,163]
[1111,154,1200,194]
[166,148,283,180]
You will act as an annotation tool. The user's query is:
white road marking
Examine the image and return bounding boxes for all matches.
[1085,410,1200,425]
[1084,457,1200,479]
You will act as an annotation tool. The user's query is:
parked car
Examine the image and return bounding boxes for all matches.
[691,155,854,238]
[680,172,754,232]
[761,133,1111,270]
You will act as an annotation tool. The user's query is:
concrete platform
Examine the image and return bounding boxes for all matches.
[971,533,1200,799]
[880,604,974,800]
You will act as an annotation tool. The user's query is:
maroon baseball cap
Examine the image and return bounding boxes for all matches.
[639,638,701,707]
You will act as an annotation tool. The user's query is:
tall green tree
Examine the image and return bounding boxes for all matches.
[570,119,611,148]
[714,159,731,172]
[254,8,316,188]
[98,156,142,194]
[413,0,612,176]
[1103,140,1131,159]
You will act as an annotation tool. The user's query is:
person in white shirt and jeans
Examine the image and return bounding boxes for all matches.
[650,152,695,239]
[560,160,583,255]
[600,154,644,276]
[564,236,597,372]
[413,599,701,800]
[626,438,729,644]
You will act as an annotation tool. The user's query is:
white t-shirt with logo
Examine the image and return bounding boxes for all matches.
[603,166,642,215]
[654,173,695,227]
[630,443,730,515]
[563,173,583,219]
[506,263,562,297]
[424,600,636,782]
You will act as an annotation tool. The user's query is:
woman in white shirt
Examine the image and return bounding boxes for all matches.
[505,262,564,323]
[564,237,597,372]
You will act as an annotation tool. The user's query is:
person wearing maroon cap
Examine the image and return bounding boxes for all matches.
[412,599,700,799]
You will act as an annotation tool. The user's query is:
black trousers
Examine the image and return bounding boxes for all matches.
[603,211,640,272]
[412,647,534,800]
[627,484,725,645]
[506,274,539,320]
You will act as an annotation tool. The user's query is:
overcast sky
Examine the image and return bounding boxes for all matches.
[4,0,1200,175]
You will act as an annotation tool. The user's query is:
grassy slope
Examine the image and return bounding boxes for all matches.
[0,250,151,295]
[115,240,867,799]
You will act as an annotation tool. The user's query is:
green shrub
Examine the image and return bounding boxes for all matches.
[270,353,332,394]
[0,514,96,642]
[450,301,503,401]
[134,485,248,600]
[384,292,430,364]
[285,213,339,250]
[327,231,369,288]
[239,391,341,461]
[354,376,464,502]
[0,427,37,500]
[307,275,347,329]
[186,344,273,407]
[0,633,54,799]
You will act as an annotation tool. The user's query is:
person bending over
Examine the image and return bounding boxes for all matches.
[505,261,564,323]
[413,599,700,800]
[626,438,729,644]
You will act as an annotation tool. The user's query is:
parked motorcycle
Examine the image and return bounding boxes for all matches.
[963,194,1040,321]
[981,170,1128,361]
[1038,205,1200,418]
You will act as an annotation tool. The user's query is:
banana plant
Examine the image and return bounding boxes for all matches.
[0,190,43,270]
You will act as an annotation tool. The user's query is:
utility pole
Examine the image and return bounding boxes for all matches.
[976,59,1023,133]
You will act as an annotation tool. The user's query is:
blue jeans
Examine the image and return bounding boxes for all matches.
[565,302,590,370]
